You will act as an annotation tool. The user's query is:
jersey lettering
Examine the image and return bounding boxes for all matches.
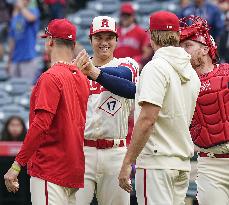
[89,81,106,94]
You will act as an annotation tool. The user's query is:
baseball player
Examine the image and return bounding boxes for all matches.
[180,15,229,205]
[74,16,139,205]
[119,11,201,205]
[4,19,90,205]
[114,2,149,62]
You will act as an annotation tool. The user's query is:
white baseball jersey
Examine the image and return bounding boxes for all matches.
[135,47,200,171]
[84,57,139,140]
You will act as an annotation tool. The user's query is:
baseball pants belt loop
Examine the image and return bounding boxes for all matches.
[198,151,229,158]
[113,139,120,148]
[84,139,126,149]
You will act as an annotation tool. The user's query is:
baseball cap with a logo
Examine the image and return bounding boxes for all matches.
[41,18,76,41]
[149,11,179,32]
[89,16,118,36]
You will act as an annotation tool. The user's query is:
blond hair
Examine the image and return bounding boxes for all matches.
[151,30,180,47]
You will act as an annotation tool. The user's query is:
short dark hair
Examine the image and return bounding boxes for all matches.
[53,38,75,49]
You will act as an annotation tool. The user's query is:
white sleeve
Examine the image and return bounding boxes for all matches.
[138,62,169,108]
[119,57,139,84]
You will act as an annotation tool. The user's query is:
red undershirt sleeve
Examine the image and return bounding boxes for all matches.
[15,110,54,166]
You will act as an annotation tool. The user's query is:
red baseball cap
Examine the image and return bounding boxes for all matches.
[120,3,135,15]
[149,11,179,32]
[41,19,76,41]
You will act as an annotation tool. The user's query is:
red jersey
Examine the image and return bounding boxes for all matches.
[16,63,89,188]
[114,24,149,61]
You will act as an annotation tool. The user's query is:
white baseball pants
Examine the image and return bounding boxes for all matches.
[136,169,190,205]
[75,146,130,205]
[30,176,78,205]
[196,157,229,205]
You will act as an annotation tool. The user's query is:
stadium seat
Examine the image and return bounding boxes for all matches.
[69,9,98,28]
[0,90,13,106]
[0,69,9,81]
[3,78,31,96]
[83,44,93,56]
[99,3,120,15]
[14,92,31,110]
[78,34,90,45]
[137,3,165,15]
[0,104,27,122]
[75,26,85,39]
[96,0,119,3]
[135,0,153,4]
[138,15,150,29]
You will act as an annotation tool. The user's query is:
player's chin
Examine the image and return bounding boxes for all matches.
[98,51,112,59]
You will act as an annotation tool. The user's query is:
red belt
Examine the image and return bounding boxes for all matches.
[199,152,229,158]
[84,139,126,149]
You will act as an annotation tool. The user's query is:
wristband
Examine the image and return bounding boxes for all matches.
[11,163,21,173]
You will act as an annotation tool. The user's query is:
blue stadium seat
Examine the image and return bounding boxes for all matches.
[0,90,13,106]
[96,0,119,3]
[0,104,27,122]
[35,38,45,54]
[135,0,153,4]
[78,34,90,45]
[83,44,93,56]
[3,78,31,96]
[0,69,9,81]
[136,2,166,15]
[69,9,98,28]
[99,3,120,15]
[14,92,31,110]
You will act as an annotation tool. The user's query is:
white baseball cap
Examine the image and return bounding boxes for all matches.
[89,16,118,36]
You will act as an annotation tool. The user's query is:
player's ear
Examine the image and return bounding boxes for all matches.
[49,39,54,47]
[48,36,54,47]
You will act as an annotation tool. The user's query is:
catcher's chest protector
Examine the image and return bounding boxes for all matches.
[190,64,229,148]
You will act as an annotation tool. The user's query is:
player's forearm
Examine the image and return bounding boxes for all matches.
[15,111,54,166]
[96,71,136,99]
[87,66,101,80]
[15,123,43,166]
[122,115,153,165]
[123,103,160,165]
[101,66,133,81]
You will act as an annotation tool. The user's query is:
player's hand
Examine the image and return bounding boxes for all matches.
[16,0,24,10]
[73,49,94,75]
[73,49,100,80]
[4,164,20,193]
[118,163,133,193]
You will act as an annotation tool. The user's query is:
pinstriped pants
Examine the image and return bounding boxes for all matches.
[30,177,78,205]
[136,169,190,205]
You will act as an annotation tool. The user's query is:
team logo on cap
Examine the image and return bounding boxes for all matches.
[101,19,109,28]
[89,16,118,36]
